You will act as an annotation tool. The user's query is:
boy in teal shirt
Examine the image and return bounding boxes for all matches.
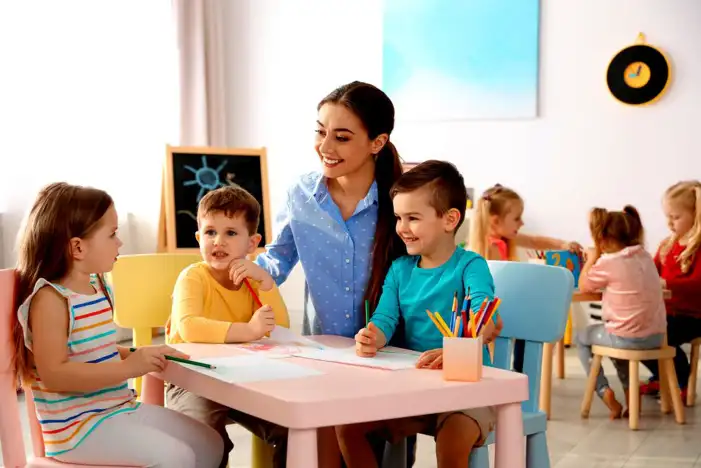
[336,160,501,468]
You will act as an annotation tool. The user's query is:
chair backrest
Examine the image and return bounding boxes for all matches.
[487,261,574,413]
[108,253,201,329]
[0,268,29,466]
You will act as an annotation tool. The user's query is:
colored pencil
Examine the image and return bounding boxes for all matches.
[243,278,263,308]
[454,315,461,338]
[461,310,468,338]
[128,348,216,369]
[450,291,458,333]
[365,300,370,327]
[433,311,454,337]
[426,310,451,337]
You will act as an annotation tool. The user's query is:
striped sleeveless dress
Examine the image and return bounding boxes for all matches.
[17,276,139,457]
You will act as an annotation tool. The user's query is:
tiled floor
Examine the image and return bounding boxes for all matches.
[8,347,701,467]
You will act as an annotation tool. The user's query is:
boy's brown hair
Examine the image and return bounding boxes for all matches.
[197,185,260,235]
[390,160,467,234]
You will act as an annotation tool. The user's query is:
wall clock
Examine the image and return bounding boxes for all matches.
[607,33,671,106]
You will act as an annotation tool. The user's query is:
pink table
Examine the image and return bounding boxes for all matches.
[141,336,529,468]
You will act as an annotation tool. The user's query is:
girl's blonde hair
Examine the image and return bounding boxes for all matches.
[468,184,522,260]
[660,180,701,273]
[13,182,114,386]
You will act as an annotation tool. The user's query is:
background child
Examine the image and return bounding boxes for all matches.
[576,206,666,418]
[641,180,701,400]
[336,160,499,468]
[468,183,581,371]
[12,182,222,467]
[468,183,582,261]
[165,185,291,467]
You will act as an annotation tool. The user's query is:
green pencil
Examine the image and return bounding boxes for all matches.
[128,347,216,369]
[365,300,370,327]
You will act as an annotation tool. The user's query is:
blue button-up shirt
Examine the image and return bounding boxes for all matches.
[255,172,377,337]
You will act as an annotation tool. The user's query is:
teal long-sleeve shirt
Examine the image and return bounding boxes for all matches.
[371,247,495,352]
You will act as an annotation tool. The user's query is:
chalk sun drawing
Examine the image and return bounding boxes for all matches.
[177,156,238,221]
[184,155,228,202]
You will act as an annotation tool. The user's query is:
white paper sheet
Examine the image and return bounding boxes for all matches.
[269,326,327,349]
[293,346,420,370]
[178,355,323,384]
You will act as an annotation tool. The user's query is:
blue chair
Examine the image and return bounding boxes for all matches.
[470,261,573,467]
[383,261,573,468]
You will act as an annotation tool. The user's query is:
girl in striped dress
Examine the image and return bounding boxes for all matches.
[13,182,223,467]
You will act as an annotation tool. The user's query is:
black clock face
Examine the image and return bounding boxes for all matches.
[607,44,670,106]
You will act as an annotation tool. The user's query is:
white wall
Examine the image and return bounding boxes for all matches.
[219,0,701,316]
[0,1,178,267]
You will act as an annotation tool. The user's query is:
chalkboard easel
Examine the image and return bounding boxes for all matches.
[158,146,272,256]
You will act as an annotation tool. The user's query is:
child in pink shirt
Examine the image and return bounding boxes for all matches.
[576,205,666,419]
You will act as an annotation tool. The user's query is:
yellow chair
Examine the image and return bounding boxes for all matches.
[108,252,274,467]
[108,253,201,395]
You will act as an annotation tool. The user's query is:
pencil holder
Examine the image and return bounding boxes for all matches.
[443,336,483,382]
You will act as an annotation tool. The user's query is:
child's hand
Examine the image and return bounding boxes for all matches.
[229,259,274,291]
[416,349,443,369]
[248,305,275,339]
[584,247,600,263]
[355,323,379,357]
[480,316,503,344]
[124,345,187,377]
[564,241,583,254]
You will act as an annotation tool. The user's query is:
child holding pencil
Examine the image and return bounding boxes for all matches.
[337,161,501,468]
[12,183,223,466]
[165,185,291,467]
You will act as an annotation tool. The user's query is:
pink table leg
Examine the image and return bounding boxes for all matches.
[287,428,318,468]
[495,402,525,468]
[140,374,165,406]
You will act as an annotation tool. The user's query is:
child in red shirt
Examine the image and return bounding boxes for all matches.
[641,180,701,400]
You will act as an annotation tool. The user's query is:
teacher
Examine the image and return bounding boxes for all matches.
[256,81,406,337]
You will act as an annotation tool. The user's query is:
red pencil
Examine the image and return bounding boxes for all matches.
[243,278,263,308]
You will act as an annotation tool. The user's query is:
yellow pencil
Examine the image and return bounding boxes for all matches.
[454,315,462,337]
[469,311,476,338]
[434,311,454,338]
[425,309,451,337]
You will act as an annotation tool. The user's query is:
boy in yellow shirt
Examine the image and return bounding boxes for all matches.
[166,185,290,467]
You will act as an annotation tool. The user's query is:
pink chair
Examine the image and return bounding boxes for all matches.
[0,268,134,468]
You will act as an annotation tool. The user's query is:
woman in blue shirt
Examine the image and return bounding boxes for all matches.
[256,81,406,338]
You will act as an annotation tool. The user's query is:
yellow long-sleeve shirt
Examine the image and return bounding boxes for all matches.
[167,262,289,344]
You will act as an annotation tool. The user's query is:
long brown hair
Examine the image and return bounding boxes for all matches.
[13,182,114,384]
[318,81,406,311]
[589,205,644,250]
[660,180,701,273]
[468,184,522,260]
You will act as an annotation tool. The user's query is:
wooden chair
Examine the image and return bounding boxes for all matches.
[687,337,701,406]
[580,342,686,430]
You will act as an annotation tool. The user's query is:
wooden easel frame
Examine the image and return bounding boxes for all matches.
[159,145,272,256]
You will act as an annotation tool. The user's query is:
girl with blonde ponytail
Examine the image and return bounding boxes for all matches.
[641,180,701,400]
[468,184,582,372]
[468,184,582,261]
